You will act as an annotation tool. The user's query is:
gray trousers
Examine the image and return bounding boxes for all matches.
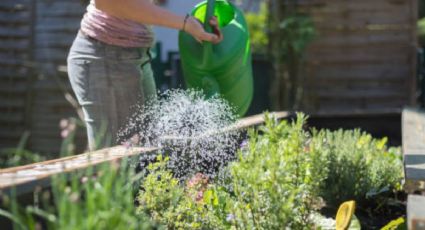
[67,31,156,150]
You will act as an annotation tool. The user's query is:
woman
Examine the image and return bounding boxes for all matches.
[68,0,222,150]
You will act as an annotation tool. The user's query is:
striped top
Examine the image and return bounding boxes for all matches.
[80,0,155,48]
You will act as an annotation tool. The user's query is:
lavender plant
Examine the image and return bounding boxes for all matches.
[312,129,403,208]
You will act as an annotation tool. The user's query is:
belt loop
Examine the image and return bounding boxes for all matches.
[147,48,152,62]
[141,48,152,68]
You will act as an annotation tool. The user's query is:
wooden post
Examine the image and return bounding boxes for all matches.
[407,195,425,230]
[402,108,425,193]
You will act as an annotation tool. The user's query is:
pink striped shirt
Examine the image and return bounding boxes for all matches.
[80,1,155,48]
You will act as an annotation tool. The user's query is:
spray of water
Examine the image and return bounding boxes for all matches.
[118,89,241,180]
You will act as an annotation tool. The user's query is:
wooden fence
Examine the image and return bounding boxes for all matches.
[298,0,418,114]
[0,0,37,151]
[0,0,86,155]
[0,0,419,155]
[30,0,86,154]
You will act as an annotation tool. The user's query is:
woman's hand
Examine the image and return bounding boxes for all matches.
[96,0,223,43]
[184,16,223,44]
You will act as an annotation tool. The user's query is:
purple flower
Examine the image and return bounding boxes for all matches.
[226,213,235,222]
[239,139,248,149]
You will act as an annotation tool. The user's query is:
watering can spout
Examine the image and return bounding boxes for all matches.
[202,0,216,66]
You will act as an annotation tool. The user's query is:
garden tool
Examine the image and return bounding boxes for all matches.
[178,0,253,116]
[336,200,357,230]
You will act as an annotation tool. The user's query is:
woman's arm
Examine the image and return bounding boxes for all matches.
[95,0,222,43]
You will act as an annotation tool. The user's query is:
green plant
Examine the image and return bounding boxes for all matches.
[1,159,158,230]
[418,17,425,47]
[381,217,407,230]
[138,114,329,229]
[269,7,317,110]
[1,113,405,229]
[220,113,327,229]
[245,2,269,54]
[312,129,403,209]
[0,131,46,168]
[137,155,227,229]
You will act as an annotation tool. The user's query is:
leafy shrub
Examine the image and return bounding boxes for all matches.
[138,114,328,229]
[221,114,327,228]
[1,159,157,230]
[312,129,403,208]
[245,2,269,54]
[2,114,404,229]
[137,155,227,229]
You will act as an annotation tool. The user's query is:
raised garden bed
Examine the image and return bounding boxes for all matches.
[0,110,416,229]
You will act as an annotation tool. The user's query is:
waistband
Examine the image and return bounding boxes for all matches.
[76,30,153,66]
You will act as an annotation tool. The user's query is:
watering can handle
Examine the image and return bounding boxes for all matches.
[204,0,215,33]
[202,0,215,66]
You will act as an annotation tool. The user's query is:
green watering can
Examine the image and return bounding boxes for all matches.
[178,0,253,116]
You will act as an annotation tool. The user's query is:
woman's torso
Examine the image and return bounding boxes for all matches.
[80,0,155,48]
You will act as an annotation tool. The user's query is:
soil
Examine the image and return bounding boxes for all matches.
[320,191,407,229]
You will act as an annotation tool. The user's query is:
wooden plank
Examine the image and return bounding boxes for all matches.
[402,108,425,192]
[310,13,411,29]
[0,113,25,124]
[307,47,411,66]
[33,79,73,91]
[408,0,418,106]
[35,18,81,33]
[0,58,29,67]
[307,45,411,62]
[35,40,74,49]
[311,79,407,90]
[0,141,23,150]
[0,11,30,25]
[315,100,405,113]
[315,23,412,33]
[307,4,410,16]
[309,107,402,117]
[36,32,77,47]
[0,1,30,11]
[316,89,407,99]
[0,66,29,78]
[312,34,410,47]
[0,52,29,59]
[35,48,70,62]
[31,109,78,120]
[308,40,412,51]
[298,0,411,12]
[31,97,69,107]
[310,64,410,81]
[0,26,31,38]
[37,1,85,18]
[407,195,425,230]
[0,39,30,51]
[0,146,159,194]
[0,83,28,94]
[0,112,292,194]
[0,128,26,139]
[312,80,406,90]
[0,98,26,108]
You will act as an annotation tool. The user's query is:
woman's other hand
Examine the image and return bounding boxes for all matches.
[184,16,223,44]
